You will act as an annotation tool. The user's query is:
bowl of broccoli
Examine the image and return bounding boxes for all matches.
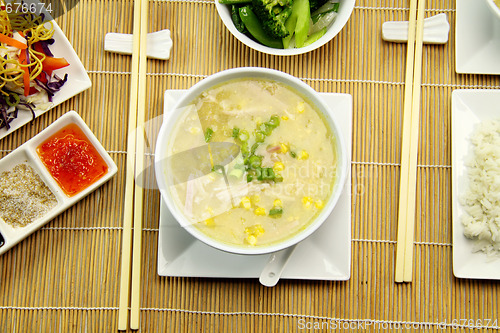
[215,0,355,55]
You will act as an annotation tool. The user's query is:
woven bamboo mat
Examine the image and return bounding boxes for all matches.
[1,0,499,331]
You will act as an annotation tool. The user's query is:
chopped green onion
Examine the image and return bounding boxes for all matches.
[290,151,297,158]
[262,123,273,135]
[238,130,249,142]
[269,208,283,217]
[255,131,266,143]
[251,142,259,154]
[232,127,240,138]
[5,93,20,107]
[268,115,280,128]
[249,155,262,169]
[247,173,254,182]
[274,174,284,182]
[259,167,275,180]
[228,167,244,179]
[211,165,224,174]
[255,167,262,180]
[205,128,214,142]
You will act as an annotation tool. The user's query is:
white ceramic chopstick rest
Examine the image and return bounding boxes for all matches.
[104,29,173,60]
[382,13,450,44]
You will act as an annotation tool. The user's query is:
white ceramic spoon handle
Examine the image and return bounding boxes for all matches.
[259,246,296,287]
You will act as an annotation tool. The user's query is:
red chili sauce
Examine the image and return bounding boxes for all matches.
[37,123,108,197]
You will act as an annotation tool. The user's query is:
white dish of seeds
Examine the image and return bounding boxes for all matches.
[0,111,117,255]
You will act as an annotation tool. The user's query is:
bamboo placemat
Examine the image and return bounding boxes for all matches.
[1,0,499,332]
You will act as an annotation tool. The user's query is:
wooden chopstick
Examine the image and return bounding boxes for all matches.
[129,0,149,328]
[117,0,148,330]
[395,0,426,283]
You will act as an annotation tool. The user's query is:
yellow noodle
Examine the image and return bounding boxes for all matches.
[0,11,54,94]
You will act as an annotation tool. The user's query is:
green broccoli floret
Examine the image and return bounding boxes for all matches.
[251,0,293,39]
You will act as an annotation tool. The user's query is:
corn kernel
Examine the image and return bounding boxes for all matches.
[204,218,215,226]
[246,235,257,246]
[254,207,266,216]
[273,162,285,172]
[298,150,309,160]
[251,194,261,204]
[240,196,252,210]
[245,224,264,236]
[281,115,289,120]
[254,224,264,235]
[314,200,324,209]
[302,196,313,209]
[296,102,305,113]
[189,126,200,134]
[279,143,289,153]
[273,199,283,207]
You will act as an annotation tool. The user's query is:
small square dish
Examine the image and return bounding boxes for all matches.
[157,90,352,282]
[0,20,92,139]
[0,111,117,255]
[452,89,500,280]
[456,0,500,74]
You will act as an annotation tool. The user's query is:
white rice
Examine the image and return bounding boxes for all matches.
[460,119,500,257]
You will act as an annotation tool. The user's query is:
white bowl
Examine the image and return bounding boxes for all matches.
[155,67,348,255]
[486,0,500,19]
[215,0,355,56]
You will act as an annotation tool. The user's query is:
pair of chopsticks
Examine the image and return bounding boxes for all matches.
[395,0,426,283]
[118,0,149,330]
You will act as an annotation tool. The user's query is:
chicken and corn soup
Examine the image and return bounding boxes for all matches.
[166,78,339,248]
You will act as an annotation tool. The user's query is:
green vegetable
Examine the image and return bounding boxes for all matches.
[311,0,339,16]
[290,151,297,158]
[249,155,262,168]
[292,0,311,48]
[239,6,283,48]
[205,127,214,142]
[238,129,250,142]
[269,207,283,216]
[5,93,20,107]
[228,167,244,179]
[250,142,259,154]
[251,0,293,39]
[310,11,337,34]
[219,0,251,4]
[212,165,224,174]
[303,27,327,47]
[262,123,273,135]
[232,127,240,138]
[258,167,275,180]
[282,11,297,49]
[231,5,247,33]
[309,0,329,12]
[255,131,266,142]
[268,115,280,128]
[238,115,283,183]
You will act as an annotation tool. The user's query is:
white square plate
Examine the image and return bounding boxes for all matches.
[0,21,92,139]
[452,89,500,279]
[0,111,118,255]
[456,0,500,74]
[157,91,352,282]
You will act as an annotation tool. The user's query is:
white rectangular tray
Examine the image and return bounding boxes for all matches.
[0,21,92,139]
[157,90,352,281]
[452,89,500,280]
[456,0,500,74]
[0,111,117,255]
